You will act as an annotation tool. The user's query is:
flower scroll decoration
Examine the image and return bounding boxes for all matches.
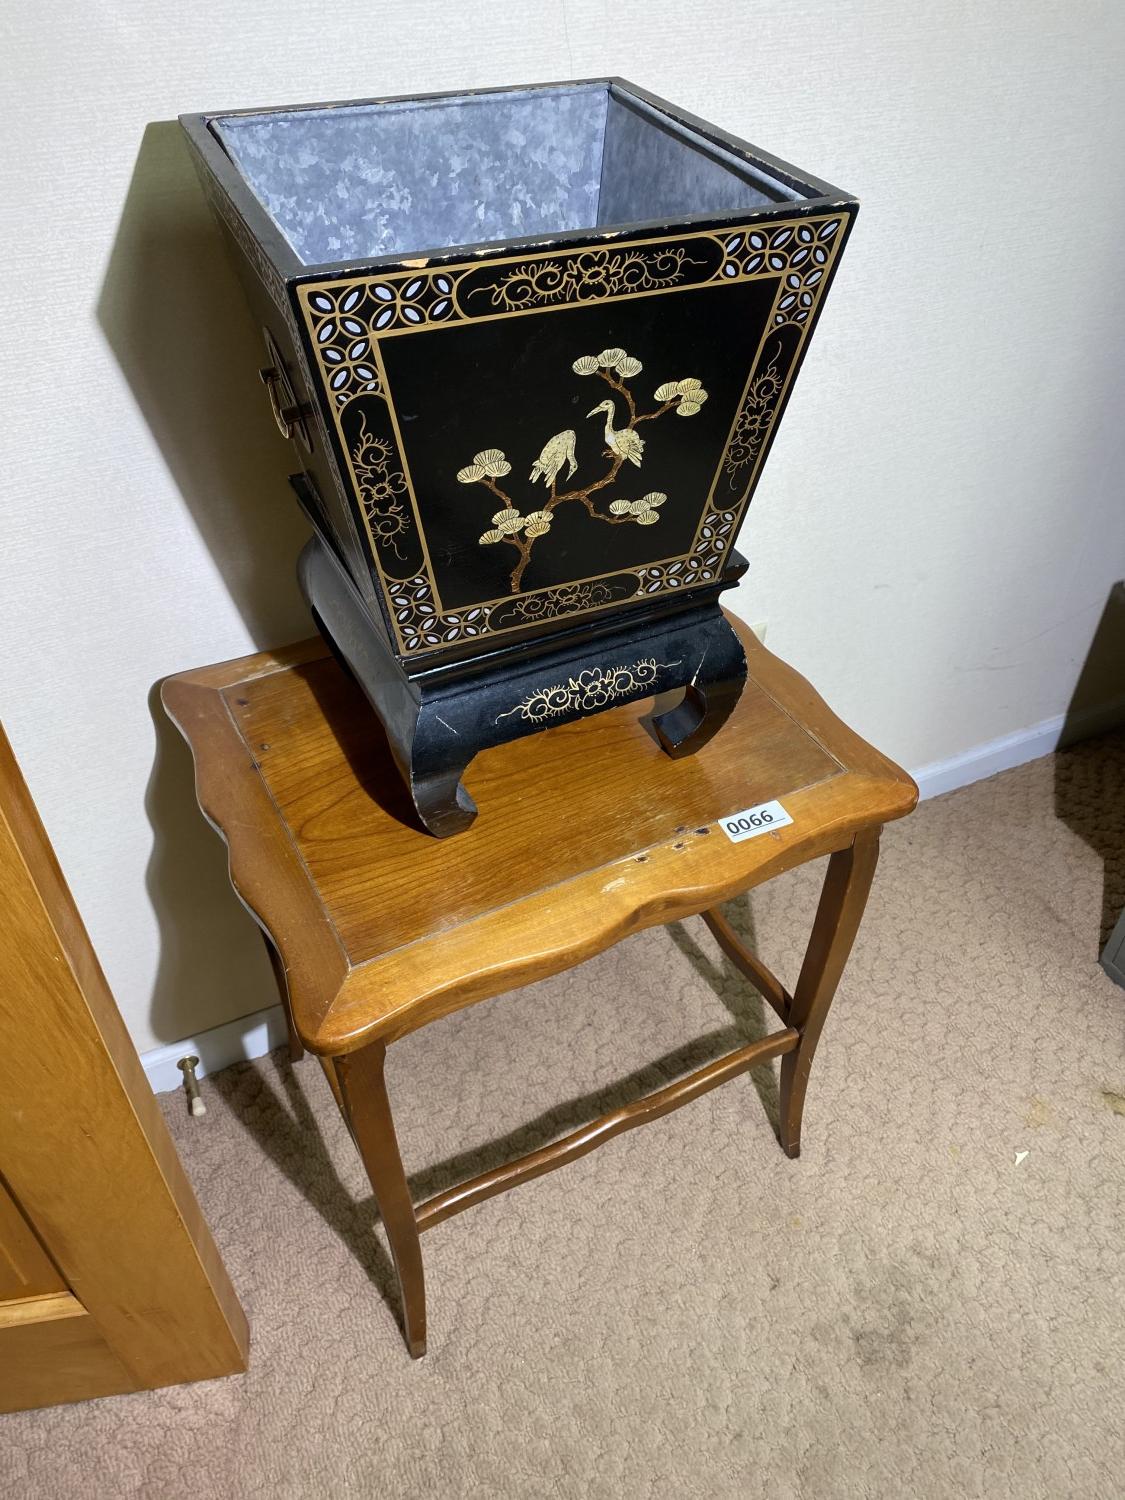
[493,580,622,625]
[722,342,786,484]
[495,657,680,724]
[457,347,709,594]
[470,245,702,313]
[352,416,411,559]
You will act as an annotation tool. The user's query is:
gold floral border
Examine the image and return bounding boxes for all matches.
[296,213,847,655]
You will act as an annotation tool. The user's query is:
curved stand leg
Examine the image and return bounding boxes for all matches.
[407,721,479,839]
[334,1043,426,1359]
[407,768,478,838]
[779,831,880,1159]
[650,615,747,759]
[300,526,750,835]
[261,934,304,1062]
[651,674,745,759]
[299,535,479,839]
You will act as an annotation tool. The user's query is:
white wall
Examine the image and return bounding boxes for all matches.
[2,1,1124,1054]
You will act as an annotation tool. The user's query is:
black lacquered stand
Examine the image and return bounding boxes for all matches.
[299,530,747,836]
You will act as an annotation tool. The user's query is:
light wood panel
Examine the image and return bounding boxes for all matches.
[0,724,249,1412]
[0,1295,136,1412]
[0,1177,66,1303]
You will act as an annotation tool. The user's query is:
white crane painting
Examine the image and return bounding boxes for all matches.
[456,347,709,594]
[529,429,578,488]
[586,400,645,467]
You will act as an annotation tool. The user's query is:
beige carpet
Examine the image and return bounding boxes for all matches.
[5,733,1125,1499]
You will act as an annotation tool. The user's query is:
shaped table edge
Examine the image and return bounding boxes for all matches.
[160,672,351,1040]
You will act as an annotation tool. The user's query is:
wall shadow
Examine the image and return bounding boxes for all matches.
[294,655,425,832]
[208,1052,400,1323]
[666,903,781,1131]
[1053,581,1125,954]
[96,119,311,650]
[97,121,318,1044]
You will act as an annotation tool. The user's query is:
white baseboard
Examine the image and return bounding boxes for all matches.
[912,693,1125,802]
[911,712,1065,801]
[141,697,1125,1095]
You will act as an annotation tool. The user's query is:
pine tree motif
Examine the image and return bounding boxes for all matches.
[456,348,709,594]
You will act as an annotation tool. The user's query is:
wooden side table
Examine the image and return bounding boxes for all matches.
[163,617,916,1358]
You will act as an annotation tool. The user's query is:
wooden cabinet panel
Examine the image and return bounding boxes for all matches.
[0,1176,65,1303]
[0,724,248,1412]
[0,1294,135,1410]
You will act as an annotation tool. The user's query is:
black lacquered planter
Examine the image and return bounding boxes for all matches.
[181,79,856,835]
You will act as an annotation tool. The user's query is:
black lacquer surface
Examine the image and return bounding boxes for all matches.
[377,279,774,608]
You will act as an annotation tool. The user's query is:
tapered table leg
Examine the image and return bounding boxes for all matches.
[333,1042,426,1359]
[779,831,880,1159]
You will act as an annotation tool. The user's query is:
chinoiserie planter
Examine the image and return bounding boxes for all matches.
[181,79,857,836]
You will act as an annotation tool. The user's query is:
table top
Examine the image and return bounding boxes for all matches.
[162,617,916,1054]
